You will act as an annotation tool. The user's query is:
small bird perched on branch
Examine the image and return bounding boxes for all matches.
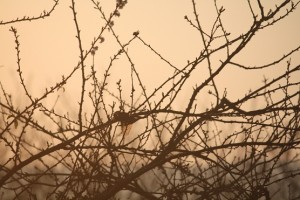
[113,111,141,136]
[113,111,140,126]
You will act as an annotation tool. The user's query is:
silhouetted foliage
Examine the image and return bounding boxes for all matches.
[1,0,300,199]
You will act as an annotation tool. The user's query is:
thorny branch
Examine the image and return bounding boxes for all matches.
[0,0,300,199]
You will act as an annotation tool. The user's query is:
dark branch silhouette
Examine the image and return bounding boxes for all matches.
[0,0,300,199]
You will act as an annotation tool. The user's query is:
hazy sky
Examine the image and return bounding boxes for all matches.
[1,1,300,111]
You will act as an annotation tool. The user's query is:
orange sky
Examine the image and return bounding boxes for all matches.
[1,1,300,112]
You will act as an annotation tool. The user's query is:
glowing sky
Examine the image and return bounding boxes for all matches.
[1,1,299,111]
